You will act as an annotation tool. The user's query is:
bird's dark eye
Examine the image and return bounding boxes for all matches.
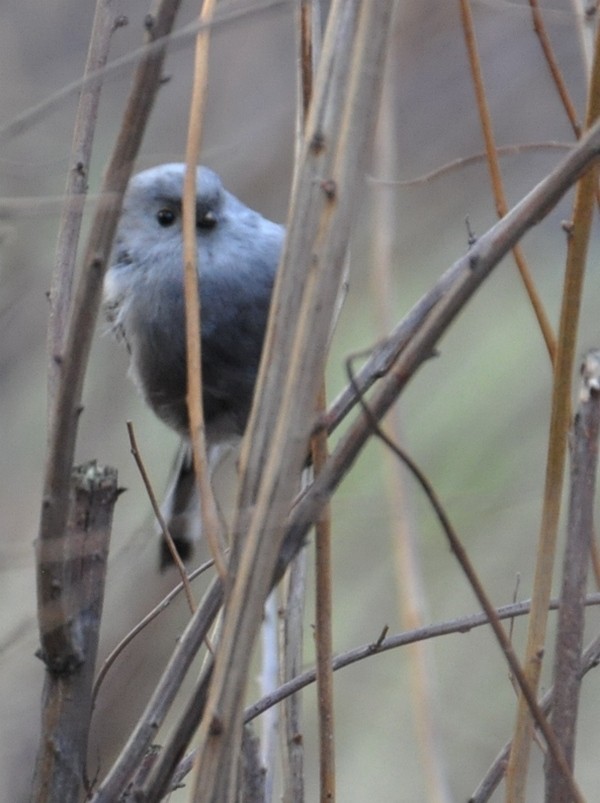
[156,208,176,227]
[197,210,217,230]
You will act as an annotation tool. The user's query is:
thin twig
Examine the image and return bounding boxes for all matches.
[368,141,573,188]
[529,0,582,137]
[182,0,228,585]
[91,556,215,710]
[459,0,557,363]
[296,2,335,801]
[313,385,336,803]
[127,421,196,612]
[279,551,307,803]
[0,0,288,145]
[243,596,600,726]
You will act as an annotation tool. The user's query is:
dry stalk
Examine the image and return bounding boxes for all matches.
[545,350,600,799]
[32,462,118,802]
[37,0,182,665]
[47,0,123,418]
[459,0,557,362]
[126,421,196,612]
[190,4,397,800]
[182,0,228,582]
[529,0,582,137]
[506,19,600,800]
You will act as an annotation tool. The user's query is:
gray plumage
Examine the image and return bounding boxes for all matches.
[104,164,284,563]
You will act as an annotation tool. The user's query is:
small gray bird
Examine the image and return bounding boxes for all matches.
[104,164,284,564]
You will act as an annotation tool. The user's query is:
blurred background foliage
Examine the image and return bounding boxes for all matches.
[2,1,600,800]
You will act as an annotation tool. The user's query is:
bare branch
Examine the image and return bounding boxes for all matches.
[459,0,556,360]
[47,1,123,418]
[127,421,196,612]
[244,595,600,726]
[37,0,183,668]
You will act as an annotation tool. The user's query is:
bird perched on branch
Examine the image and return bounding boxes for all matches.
[104,163,284,565]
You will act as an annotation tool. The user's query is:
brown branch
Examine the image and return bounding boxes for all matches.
[313,384,336,803]
[545,350,600,799]
[295,2,335,800]
[459,0,557,363]
[279,553,307,802]
[529,0,582,137]
[182,0,228,585]
[32,462,118,802]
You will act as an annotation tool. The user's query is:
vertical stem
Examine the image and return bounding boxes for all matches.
[458,0,556,363]
[47,0,119,418]
[506,17,600,803]
[32,463,117,802]
[545,351,600,800]
[182,0,228,580]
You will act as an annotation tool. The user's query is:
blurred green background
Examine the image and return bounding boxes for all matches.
[2,1,600,800]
